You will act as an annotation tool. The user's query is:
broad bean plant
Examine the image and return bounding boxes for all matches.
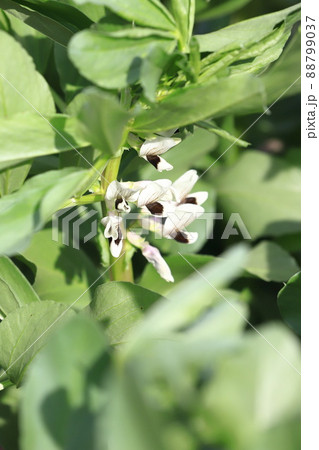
[0,1,301,449]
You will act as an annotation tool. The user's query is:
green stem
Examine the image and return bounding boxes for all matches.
[110,242,134,282]
[101,155,122,194]
[63,193,104,208]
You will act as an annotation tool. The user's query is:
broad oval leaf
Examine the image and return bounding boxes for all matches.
[213,151,301,239]
[0,168,89,255]
[0,301,75,385]
[132,74,265,133]
[90,281,162,344]
[69,29,176,89]
[0,29,54,117]
[0,256,40,318]
[245,241,300,282]
[20,315,109,450]
[73,87,132,155]
[73,0,176,31]
[0,113,88,170]
[23,228,103,309]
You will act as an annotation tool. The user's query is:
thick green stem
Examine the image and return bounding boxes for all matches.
[101,155,121,194]
[110,242,134,282]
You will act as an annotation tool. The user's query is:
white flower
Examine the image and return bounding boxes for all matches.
[137,179,173,215]
[127,231,174,282]
[139,136,181,172]
[171,170,208,206]
[101,214,123,257]
[106,180,141,212]
[163,203,204,244]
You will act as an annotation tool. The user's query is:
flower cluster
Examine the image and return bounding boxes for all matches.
[102,169,208,282]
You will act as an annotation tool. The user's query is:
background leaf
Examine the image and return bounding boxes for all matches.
[245,241,300,282]
[0,168,88,255]
[0,301,75,385]
[23,228,102,309]
[277,272,301,335]
[213,151,301,239]
[0,256,40,318]
[20,315,109,450]
[74,87,132,155]
[90,281,162,345]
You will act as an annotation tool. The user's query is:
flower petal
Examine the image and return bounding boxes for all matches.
[172,170,198,202]
[139,136,181,157]
[142,244,174,282]
[163,204,204,237]
[110,235,123,257]
[137,181,172,207]
[182,191,208,206]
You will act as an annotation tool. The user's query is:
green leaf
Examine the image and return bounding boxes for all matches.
[74,87,132,155]
[90,281,162,345]
[9,0,93,32]
[0,168,88,255]
[20,315,109,450]
[0,385,20,450]
[69,29,176,89]
[73,0,177,31]
[0,113,88,170]
[213,151,301,239]
[0,256,40,318]
[0,0,74,46]
[132,74,265,133]
[196,0,253,21]
[197,120,250,147]
[0,301,75,385]
[245,241,300,282]
[54,43,89,102]
[277,272,301,335]
[203,324,300,449]
[195,4,300,52]
[131,245,248,340]
[262,28,301,104]
[170,0,195,49]
[0,29,54,117]
[140,45,170,102]
[0,162,31,195]
[23,228,103,309]
[8,14,52,73]
[21,316,111,450]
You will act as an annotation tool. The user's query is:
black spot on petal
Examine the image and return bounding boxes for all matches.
[114,228,123,246]
[172,231,189,244]
[115,198,122,209]
[147,202,164,215]
[147,155,161,169]
[182,196,197,205]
